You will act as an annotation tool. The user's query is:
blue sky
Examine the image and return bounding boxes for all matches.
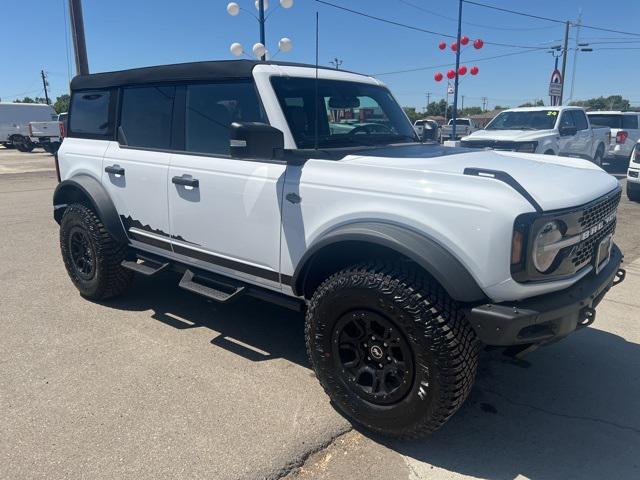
[1,0,638,110]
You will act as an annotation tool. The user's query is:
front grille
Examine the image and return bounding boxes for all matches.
[570,191,621,269]
[461,140,517,150]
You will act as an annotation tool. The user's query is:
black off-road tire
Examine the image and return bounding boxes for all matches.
[627,183,640,202]
[60,203,133,300]
[305,261,480,439]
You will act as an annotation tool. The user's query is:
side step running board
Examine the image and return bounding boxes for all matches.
[121,257,170,276]
[179,269,245,303]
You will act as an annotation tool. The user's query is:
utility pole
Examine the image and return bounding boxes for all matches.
[425,92,431,112]
[568,10,582,103]
[258,0,266,60]
[69,0,89,75]
[41,70,50,105]
[451,0,463,141]
[559,20,570,105]
[330,57,343,70]
[461,95,465,111]
[481,96,488,111]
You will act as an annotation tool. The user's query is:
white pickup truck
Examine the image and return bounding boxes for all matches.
[441,117,478,141]
[461,106,610,165]
[24,119,64,153]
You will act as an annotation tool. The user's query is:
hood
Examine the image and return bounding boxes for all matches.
[341,144,619,212]
[462,129,555,142]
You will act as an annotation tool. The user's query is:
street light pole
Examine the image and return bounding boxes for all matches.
[559,20,570,105]
[258,0,266,60]
[451,0,463,141]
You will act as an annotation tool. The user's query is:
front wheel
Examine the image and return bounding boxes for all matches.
[60,203,133,300]
[627,183,640,202]
[305,262,480,439]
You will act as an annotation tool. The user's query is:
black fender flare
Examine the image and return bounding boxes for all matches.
[53,174,127,243]
[291,222,487,303]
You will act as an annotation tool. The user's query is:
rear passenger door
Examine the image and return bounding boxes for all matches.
[167,81,286,289]
[557,110,577,157]
[570,110,591,159]
[102,86,175,251]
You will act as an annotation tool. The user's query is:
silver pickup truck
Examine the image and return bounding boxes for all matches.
[441,117,478,141]
[461,106,610,165]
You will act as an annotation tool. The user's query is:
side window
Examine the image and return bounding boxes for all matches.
[559,111,576,128]
[120,86,175,149]
[623,115,639,130]
[69,90,111,136]
[185,81,265,156]
[571,110,588,130]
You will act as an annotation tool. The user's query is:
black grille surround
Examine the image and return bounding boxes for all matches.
[461,140,533,151]
[512,187,622,283]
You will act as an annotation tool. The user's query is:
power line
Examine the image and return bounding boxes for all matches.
[462,0,564,24]
[398,0,557,31]
[464,0,640,37]
[374,48,543,76]
[315,0,550,50]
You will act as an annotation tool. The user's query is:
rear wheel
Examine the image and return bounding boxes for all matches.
[60,203,133,300]
[305,261,479,439]
[544,149,556,155]
[592,145,604,167]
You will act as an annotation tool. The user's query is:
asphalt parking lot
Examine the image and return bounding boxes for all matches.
[1,147,639,479]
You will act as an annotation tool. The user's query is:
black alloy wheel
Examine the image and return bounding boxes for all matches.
[68,226,95,281]
[333,310,414,405]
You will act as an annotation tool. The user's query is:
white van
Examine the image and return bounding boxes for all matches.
[0,103,57,151]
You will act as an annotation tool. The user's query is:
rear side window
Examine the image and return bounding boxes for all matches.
[69,90,111,136]
[588,114,622,129]
[570,110,588,130]
[184,81,265,156]
[120,86,175,149]
[623,115,639,129]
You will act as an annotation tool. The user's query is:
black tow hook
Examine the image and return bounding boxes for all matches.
[613,268,626,287]
[578,307,597,328]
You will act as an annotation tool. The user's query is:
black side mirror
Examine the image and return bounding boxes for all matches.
[230,122,284,160]
[559,125,577,136]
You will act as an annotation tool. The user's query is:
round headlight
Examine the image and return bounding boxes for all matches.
[532,221,563,273]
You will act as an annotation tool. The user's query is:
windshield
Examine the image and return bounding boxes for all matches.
[271,77,417,149]
[587,114,622,129]
[486,110,558,130]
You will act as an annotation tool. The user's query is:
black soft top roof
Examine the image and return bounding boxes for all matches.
[70,60,346,90]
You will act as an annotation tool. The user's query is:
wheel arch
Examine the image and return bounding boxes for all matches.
[291,222,487,303]
[53,174,127,243]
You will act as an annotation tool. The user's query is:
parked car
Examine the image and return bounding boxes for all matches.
[587,111,640,167]
[461,106,610,165]
[25,119,64,153]
[627,141,640,202]
[414,118,440,141]
[54,60,625,439]
[0,102,58,151]
[441,117,477,141]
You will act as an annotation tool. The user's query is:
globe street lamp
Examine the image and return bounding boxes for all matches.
[227,0,294,61]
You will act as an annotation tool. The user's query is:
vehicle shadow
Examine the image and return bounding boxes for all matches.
[99,271,309,367]
[377,328,640,479]
[101,274,639,479]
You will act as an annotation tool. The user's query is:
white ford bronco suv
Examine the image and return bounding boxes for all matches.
[54,60,626,438]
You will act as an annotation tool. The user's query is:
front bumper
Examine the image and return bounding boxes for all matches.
[467,244,625,346]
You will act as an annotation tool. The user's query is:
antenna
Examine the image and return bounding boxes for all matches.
[314,11,319,151]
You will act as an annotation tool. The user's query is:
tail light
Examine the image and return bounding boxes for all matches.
[616,131,628,144]
[59,121,66,138]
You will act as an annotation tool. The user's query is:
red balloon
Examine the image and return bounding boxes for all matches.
[473,38,484,49]
[451,42,458,52]
[434,72,444,82]
[470,66,479,75]
[446,69,456,79]
[438,41,446,50]
[458,65,467,76]
[460,35,470,46]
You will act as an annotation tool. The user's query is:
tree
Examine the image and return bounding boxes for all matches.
[54,94,70,114]
[493,105,509,111]
[461,106,483,116]
[570,95,630,111]
[518,100,545,107]
[403,107,421,123]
